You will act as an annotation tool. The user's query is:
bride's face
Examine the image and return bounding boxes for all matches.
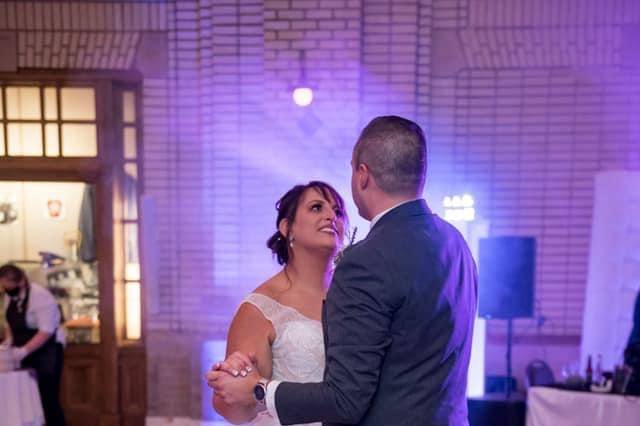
[289,188,346,255]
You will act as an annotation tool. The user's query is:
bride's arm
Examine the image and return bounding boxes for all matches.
[213,303,274,424]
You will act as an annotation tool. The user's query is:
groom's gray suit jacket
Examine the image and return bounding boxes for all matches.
[274,199,478,426]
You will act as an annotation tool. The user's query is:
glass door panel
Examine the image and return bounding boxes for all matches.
[0,181,100,344]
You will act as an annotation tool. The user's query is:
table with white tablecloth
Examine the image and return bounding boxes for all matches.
[0,370,44,426]
[527,386,640,426]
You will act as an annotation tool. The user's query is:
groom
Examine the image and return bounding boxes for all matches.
[210,116,478,425]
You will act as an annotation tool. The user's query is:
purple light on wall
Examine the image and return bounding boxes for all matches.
[201,340,227,421]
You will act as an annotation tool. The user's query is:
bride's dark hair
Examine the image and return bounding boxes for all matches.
[267,181,346,265]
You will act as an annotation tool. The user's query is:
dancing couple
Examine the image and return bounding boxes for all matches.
[206,116,478,426]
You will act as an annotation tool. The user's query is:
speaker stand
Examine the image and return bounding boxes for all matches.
[506,317,513,399]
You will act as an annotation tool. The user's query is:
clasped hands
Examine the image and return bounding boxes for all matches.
[205,351,263,407]
[0,340,28,366]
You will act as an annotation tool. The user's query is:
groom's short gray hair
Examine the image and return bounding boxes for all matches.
[353,116,427,196]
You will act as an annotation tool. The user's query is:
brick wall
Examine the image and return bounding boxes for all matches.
[428,0,640,383]
[428,2,640,341]
[1,0,639,419]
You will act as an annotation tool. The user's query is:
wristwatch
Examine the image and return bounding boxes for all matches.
[253,378,269,405]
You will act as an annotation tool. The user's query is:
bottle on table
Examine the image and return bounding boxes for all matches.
[586,354,593,387]
[594,354,603,385]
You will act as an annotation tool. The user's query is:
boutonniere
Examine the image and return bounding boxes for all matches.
[333,226,358,267]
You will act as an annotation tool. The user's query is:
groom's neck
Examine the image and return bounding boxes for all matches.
[366,192,419,221]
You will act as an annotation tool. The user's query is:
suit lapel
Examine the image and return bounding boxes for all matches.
[322,300,329,379]
[322,300,329,350]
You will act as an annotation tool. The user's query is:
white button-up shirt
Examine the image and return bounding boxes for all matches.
[3,282,65,344]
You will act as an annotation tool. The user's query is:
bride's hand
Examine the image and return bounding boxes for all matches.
[206,369,261,407]
[212,351,257,378]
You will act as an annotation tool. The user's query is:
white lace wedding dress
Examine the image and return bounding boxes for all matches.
[241,293,325,426]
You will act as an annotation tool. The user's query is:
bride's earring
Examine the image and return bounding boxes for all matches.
[288,236,295,248]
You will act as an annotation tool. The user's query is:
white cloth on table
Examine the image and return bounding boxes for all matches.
[0,370,44,426]
[526,386,640,426]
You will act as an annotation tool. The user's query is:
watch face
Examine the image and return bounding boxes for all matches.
[254,384,266,401]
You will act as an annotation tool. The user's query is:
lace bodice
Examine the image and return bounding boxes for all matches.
[241,293,324,426]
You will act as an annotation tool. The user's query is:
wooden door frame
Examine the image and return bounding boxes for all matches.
[0,70,144,425]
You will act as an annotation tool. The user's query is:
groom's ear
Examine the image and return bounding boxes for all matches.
[357,163,370,190]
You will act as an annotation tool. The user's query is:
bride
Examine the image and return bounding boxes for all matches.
[209,181,347,425]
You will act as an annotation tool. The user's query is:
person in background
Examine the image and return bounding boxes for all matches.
[624,290,640,395]
[626,290,640,349]
[0,263,67,426]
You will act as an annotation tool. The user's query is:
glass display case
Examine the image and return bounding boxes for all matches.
[0,181,100,344]
[45,262,100,343]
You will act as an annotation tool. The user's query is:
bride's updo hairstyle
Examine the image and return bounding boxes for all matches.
[267,181,346,265]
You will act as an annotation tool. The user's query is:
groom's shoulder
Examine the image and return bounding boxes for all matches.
[341,233,386,266]
[334,240,390,286]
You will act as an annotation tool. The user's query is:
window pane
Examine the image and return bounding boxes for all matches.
[123,91,136,123]
[123,127,137,159]
[6,87,41,120]
[8,123,43,156]
[124,223,139,265]
[60,87,95,120]
[61,124,97,157]
[124,163,138,220]
[44,87,58,120]
[0,90,3,118]
[45,123,60,157]
[0,124,4,155]
[125,281,141,340]
[125,264,140,281]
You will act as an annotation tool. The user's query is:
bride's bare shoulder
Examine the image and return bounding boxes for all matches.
[252,271,288,301]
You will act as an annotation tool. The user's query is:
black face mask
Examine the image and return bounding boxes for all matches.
[5,286,21,297]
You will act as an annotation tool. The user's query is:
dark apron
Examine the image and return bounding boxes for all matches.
[6,285,67,426]
[6,285,59,374]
